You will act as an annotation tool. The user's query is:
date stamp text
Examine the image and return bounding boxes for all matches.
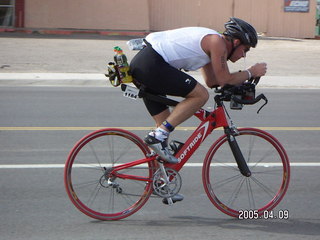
[238,210,289,220]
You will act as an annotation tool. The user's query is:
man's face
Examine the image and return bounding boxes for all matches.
[229,42,251,63]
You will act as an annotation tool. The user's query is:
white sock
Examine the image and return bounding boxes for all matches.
[150,127,169,142]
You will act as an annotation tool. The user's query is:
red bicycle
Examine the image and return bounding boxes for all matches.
[64,78,290,220]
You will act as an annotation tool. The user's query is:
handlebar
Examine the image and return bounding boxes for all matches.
[214,77,268,113]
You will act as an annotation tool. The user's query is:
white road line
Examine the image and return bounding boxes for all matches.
[1,127,320,131]
[0,162,319,169]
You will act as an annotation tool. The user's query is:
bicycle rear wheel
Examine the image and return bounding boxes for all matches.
[202,128,290,218]
[64,128,155,220]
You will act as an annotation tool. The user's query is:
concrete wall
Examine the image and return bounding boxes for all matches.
[24,0,317,38]
[149,0,317,38]
[25,0,150,30]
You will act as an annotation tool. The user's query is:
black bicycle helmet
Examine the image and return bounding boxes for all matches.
[224,17,258,48]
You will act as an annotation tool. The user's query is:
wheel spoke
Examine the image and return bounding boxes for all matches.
[212,157,239,172]
[88,141,104,169]
[212,173,243,189]
[73,179,101,189]
[228,176,246,208]
[249,175,277,199]
[245,135,255,164]
[246,178,256,210]
[250,147,278,170]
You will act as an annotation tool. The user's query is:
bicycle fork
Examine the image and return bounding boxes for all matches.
[225,127,251,177]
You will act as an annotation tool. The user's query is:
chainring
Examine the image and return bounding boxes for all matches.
[152,167,182,198]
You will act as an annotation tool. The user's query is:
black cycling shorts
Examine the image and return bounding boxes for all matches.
[130,44,198,116]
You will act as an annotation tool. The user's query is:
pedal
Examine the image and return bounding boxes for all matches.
[122,84,140,100]
[162,194,184,205]
[166,198,173,206]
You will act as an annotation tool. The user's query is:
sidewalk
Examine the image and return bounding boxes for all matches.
[1,32,320,88]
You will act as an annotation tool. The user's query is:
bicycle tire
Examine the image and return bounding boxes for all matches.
[202,128,290,218]
[64,128,155,220]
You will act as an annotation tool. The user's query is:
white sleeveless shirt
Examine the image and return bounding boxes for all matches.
[145,27,221,71]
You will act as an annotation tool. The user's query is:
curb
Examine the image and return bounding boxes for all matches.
[0,73,110,87]
[0,73,319,88]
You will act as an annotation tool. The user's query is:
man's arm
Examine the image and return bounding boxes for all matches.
[201,34,266,87]
[201,34,250,87]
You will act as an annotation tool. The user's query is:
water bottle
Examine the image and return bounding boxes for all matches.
[114,46,128,66]
[126,38,145,50]
[113,46,132,84]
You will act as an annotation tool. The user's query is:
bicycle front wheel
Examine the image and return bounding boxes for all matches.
[64,128,155,220]
[202,128,290,218]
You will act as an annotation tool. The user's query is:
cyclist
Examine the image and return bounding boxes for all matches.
[130,17,267,164]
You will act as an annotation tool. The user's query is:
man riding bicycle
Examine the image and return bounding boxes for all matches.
[130,17,267,167]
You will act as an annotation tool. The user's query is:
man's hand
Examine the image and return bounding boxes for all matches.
[248,63,267,78]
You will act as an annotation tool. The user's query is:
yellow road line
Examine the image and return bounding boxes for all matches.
[0,127,320,131]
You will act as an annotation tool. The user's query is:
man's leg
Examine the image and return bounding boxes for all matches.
[145,83,209,163]
[161,83,209,130]
[151,83,209,130]
[152,108,170,127]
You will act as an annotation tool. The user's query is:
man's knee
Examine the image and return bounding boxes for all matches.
[188,83,209,105]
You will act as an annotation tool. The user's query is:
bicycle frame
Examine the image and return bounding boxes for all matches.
[110,104,230,181]
[166,106,228,172]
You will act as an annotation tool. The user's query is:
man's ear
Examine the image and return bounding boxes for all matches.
[233,39,242,46]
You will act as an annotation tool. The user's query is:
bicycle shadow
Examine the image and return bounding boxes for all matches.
[169,216,320,237]
[94,216,320,237]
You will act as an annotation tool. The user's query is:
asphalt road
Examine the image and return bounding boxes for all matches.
[1,86,320,240]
